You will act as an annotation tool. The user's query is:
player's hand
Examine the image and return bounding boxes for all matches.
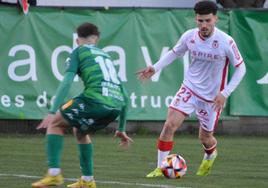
[36,114,54,129]
[136,66,155,81]
[114,130,133,150]
[213,93,226,112]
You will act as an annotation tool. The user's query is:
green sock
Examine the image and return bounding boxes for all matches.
[78,144,93,176]
[46,134,64,168]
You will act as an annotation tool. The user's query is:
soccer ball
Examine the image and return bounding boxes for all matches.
[161,154,187,179]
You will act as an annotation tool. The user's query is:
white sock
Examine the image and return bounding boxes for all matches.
[81,176,94,182]
[157,150,170,168]
[204,150,217,160]
[48,168,61,176]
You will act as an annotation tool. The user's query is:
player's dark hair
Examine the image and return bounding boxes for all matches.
[194,1,218,15]
[77,22,100,38]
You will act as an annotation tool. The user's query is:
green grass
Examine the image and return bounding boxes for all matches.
[0,134,268,188]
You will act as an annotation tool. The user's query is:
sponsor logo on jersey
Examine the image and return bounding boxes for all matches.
[191,50,221,60]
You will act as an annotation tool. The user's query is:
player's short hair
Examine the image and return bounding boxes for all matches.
[194,1,218,15]
[77,22,100,38]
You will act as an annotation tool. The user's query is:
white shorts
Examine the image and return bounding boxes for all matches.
[169,85,221,132]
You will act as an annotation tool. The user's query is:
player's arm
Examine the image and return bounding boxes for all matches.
[221,63,246,98]
[49,72,76,114]
[153,33,188,72]
[152,50,179,72]
[37,49,79,129]
[49,49,79,113]
[114,84,133,149]
[214,63,246,111]
[118,84,129,132]
[213,39,246,111]
[221,40,246,98]
[36,72,75,129]
[137,32,188,80]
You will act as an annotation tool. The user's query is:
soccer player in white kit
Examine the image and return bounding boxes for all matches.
[137,1,246,177]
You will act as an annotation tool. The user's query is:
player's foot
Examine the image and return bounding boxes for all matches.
[146,167,164,178]
[31,174,64,187]
[67,178,96,188]
[196,150,217,176]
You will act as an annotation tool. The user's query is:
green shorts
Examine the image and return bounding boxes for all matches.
[60,96,121,134]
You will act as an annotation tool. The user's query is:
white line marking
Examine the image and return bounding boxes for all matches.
[0,173,192,188]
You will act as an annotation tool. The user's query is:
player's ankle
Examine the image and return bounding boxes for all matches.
[81,176,94,182]
[48,168,61,176]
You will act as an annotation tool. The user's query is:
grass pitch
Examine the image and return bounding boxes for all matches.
[0,133,268,188]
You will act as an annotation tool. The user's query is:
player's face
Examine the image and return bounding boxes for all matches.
[196,13,217,38]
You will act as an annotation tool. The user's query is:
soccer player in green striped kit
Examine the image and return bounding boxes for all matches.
[32,22,133,188]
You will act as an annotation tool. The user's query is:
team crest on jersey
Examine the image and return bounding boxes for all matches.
[212,40,219,48]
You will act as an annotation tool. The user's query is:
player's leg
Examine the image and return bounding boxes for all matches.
[196,128,217,176]
[146,85,194,178]
[67,129,96,188]
[196,102,219,176]
[32,112,69,187]
[66,100,119,188]
[146,108,186,177]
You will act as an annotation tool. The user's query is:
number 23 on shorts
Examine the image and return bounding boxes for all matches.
[177,87,192,103]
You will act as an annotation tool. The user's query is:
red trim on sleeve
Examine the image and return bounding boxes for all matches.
[235,60,244,67]
[220,58,229,91]
[172,48,179,56]
[157,139,174,151]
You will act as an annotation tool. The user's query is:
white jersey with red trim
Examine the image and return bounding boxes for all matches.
[173,27,244,101]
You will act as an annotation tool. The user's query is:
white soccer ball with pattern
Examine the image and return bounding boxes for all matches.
[161,154,187,178]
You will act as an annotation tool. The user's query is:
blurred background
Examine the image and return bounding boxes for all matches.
[0,1,268,188]
[0,0,268,135]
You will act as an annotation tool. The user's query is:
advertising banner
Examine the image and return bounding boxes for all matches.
[0,6,266,119]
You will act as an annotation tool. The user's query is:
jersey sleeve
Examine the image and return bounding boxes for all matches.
[65,48,79,73]
[172,31,189,57]
[221,38,246,98]
[226,39,244,67]
[153,50,178,72]
[152,31,189,72]
[221,63,246,98]
[49,72,76,114]
[117,84,129,132]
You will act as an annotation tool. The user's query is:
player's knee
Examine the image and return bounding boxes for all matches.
[47,123,65,135]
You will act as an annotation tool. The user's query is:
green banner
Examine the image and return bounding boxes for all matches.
[0,6,267,120]
[229,10,268,116]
